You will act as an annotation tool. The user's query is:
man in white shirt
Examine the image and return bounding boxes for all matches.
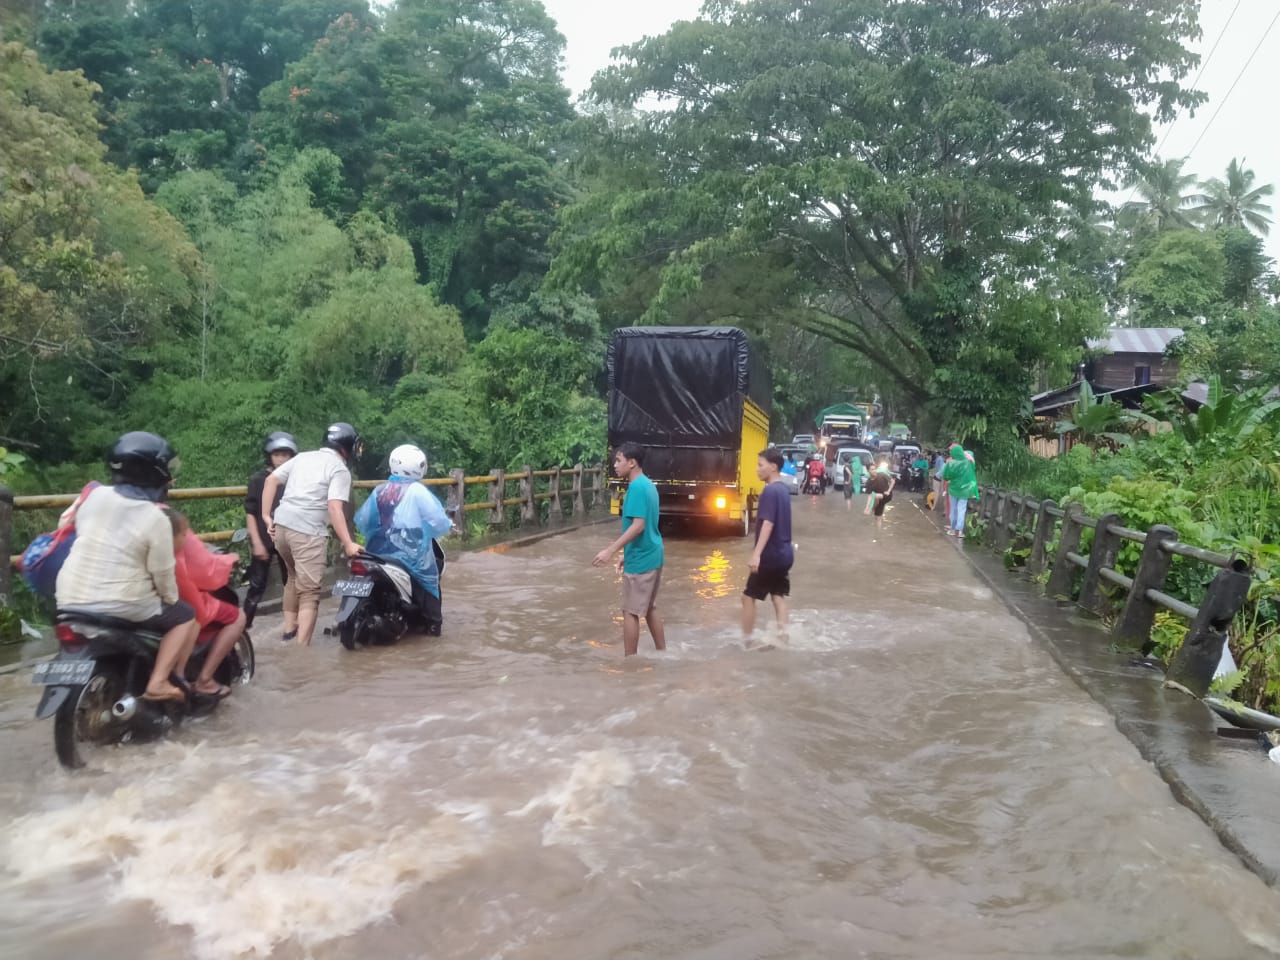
[57,432,198,702]
[261,422,363,646]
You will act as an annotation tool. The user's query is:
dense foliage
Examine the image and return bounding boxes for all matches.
[986,382,1280,713]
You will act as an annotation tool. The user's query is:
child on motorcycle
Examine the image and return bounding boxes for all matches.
[169,511,246,698]
[354,444,454,635]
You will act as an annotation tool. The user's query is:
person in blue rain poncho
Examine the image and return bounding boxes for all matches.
[355,444,454,635]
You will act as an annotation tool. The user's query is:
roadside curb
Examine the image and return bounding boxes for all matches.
[916,500,1280,887]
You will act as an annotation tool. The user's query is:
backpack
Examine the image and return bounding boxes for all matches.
[18,481,101,597]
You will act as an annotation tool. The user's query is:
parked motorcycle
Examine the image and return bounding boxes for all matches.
[33,529,255,770]
[333,541,446,650]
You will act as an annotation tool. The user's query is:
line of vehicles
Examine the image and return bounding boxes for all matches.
[603,325,925,518]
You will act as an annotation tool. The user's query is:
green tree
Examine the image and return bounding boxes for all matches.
[0,41,200,459]
[552,0,1200,443]
[1190,158,1275,236]
[1121,229,1226,325]
[1118,157,1199,236]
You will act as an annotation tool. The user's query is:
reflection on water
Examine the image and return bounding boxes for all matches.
[692,549,734,600]
[0,499,1278,960]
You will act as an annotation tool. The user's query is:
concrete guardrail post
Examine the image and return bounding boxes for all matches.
[591,465,602,511]
[448,469,468,540]
[1029,499,1057,575]
[1046,503,1086,600]
[993,491,1014,551]
[1078,512,1123,616]
[1112,524,1178,647]
[1166,560,1253,697]
[488,469,505,527]
[550,467,562,519]
[571,464,585,518]
[519,465,536,525]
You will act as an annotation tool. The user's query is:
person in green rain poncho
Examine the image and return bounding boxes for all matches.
[843,456,867,511]
[941,444,978,538]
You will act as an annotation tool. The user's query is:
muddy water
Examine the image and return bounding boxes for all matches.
[1,495,1278,959]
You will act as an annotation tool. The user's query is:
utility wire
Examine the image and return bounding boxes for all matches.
[1185,6,1280,159]
[1152,0,1242,158]
[1121,0,1243,207]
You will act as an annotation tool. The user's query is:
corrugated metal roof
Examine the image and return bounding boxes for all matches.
[1086,327,1183,355]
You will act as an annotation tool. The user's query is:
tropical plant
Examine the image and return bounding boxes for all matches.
[1190,158,1275,236]
[1117,157,1199,235]
[1056,382,1140,448]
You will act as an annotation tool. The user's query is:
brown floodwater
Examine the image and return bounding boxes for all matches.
[0,493,1277,959]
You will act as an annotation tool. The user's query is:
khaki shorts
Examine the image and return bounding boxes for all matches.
[274,525,328,611]
[621,568,662,618]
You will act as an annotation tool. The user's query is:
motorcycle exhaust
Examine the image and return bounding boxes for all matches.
[111,695,138,721]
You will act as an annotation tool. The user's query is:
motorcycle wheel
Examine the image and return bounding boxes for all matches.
[339,615,367,651]
[216,632,255,687]
[54,661,129,770]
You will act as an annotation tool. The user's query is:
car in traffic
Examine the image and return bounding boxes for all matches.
[832,447,873,489]
[791,433,817,449]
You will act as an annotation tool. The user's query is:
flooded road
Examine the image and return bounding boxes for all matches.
[1,494,1278,959]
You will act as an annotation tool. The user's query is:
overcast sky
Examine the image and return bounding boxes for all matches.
[541,0,1280,260]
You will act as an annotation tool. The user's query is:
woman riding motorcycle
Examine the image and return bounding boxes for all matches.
[354,444,454,635]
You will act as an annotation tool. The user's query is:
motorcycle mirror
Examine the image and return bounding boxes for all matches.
[230,528,249,544]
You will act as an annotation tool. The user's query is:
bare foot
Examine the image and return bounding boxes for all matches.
[193,678,230,697]
[142,682,185,702]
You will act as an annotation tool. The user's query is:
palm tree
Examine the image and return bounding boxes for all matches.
[1117,158,1198,235]
[1190,158,1275,235]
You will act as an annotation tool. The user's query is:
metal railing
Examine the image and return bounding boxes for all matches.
[976,486,1253,698]
[0,464,606,597]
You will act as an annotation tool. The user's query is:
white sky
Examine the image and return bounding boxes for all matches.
[542,0,1280,260]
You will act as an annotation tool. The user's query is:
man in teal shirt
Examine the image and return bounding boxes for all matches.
[593,442,666,656]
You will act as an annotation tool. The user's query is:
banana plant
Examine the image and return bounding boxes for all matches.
[1056,382,1140,448]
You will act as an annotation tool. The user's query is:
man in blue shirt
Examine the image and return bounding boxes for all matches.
[743,448,794,636]
[593,442,666,656]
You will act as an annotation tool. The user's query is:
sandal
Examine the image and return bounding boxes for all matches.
[194,681,231,699]
[280,629,298,644]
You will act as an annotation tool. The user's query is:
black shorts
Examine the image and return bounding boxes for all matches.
[873,492,892,517]
[744,568,791,601]
[136,601,196,633]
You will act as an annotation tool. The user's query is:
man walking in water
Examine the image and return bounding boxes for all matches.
[743,448,793,636]
[262,422,363,646]
[593,443,666,656]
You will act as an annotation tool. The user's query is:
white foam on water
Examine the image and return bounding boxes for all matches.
[1,732,490,960]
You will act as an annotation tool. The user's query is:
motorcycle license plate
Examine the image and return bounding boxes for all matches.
[31,659,95,686]
[333,578,374,597]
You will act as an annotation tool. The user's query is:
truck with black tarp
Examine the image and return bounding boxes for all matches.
[607,326,772,534]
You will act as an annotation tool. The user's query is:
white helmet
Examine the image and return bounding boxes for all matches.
[388,444,427,480]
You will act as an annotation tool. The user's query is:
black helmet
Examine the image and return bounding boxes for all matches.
[263,431,298,461]
[322,422,362,459]
[108,431,178,488]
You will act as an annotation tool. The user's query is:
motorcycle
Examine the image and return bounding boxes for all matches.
[333,541,446,650]
[33,529,255,770]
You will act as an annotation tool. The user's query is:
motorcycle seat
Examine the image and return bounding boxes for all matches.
[56,610,163,638]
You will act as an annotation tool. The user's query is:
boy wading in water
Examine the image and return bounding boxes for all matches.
[593,443,666,656]
[743,449,794,637]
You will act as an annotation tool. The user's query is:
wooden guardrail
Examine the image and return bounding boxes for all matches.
[974,486,1253,698]
[0,464,606,600]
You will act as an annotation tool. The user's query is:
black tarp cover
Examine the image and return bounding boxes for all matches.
[606,327,771,449]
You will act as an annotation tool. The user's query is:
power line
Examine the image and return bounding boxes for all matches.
[1185,6,1280,159]
[1152,0,1242,158]
[1121,1,1243,207]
